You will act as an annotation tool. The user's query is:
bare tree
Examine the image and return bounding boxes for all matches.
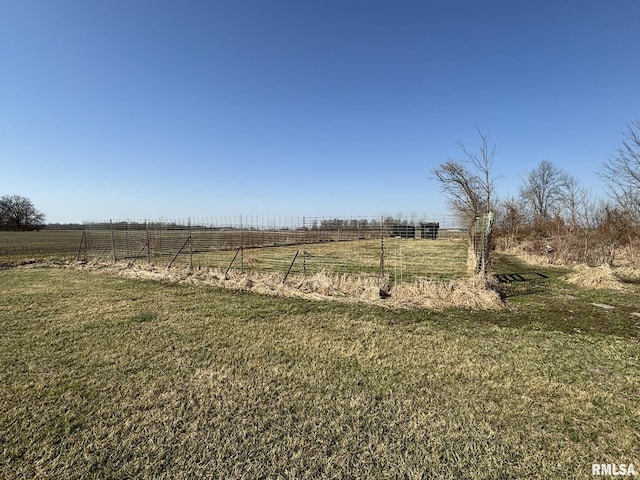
[563,177,596,230]
[0,195,46,230]
[432,160,483,226]
[600,120,640,222]
[519,160,571,224]
[432,128,498,226]
[459,128,497,215]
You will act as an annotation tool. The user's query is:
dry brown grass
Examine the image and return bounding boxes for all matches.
[74,261,504,311]
[496,241,560,268]
[565,264,628,291]
[496,232,640,274]
[615,240,640,278]
[386,274,503,310]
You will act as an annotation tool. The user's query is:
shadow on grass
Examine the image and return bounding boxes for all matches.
[463,254,640,338]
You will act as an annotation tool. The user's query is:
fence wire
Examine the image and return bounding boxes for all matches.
[79,216,469,283]
[471,213,494,274]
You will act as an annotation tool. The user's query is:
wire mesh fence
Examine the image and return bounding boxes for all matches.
[79,215,469,283]
[471,213,494,274]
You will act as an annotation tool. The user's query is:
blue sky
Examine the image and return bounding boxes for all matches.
[1,0,639,223]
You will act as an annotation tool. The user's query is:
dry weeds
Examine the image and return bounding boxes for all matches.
[497,242,560,267]
[615,241,640,278]
[496,234,640,276]
[73,261,504,310]
[565,264,628,291]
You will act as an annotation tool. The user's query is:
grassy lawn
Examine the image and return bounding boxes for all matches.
[1,261,638,478]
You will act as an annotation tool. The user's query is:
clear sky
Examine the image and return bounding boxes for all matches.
[1,0,639,224]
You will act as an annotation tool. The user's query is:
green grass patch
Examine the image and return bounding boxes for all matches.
[491,253,640,337]
[1,266,638,479]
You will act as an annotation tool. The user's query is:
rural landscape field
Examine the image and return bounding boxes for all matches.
[1,229,639,479]
[4,1,640,478]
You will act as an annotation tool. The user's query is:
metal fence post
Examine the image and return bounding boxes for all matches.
[189,218,193,271]
[303,216,307,273]
[240,215,244,273]
[110,220,117,263]
[379,216,385,276]
[145,220,151,263]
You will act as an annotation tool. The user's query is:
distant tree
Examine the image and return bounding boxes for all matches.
[0,195,46,230]
[600,120,640,222]
[519,160,571,224]
[432,128,498,227]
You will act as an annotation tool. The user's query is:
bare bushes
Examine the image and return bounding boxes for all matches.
[494,208,640,271]
[495,210,640,289]
[615,239,640,280]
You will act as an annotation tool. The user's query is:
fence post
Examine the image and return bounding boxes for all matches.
[283,250,299,284]
[188,218,193,271]
[145,220,151,263]
[240,215,244,273]
[76,230,86,262]
[128,244,150,268]
[110,220,117,263]
[167,234,192,269]
[225,248,241,279]
[303,216,307,273]
[379,216,385,276]
[125,222,130,259]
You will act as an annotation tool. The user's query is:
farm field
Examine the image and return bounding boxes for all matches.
[0,230,82,262]
[1,236,639,478]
